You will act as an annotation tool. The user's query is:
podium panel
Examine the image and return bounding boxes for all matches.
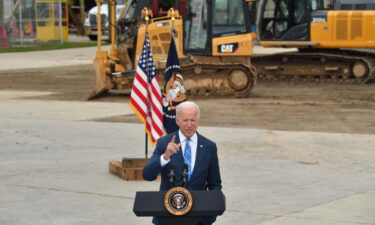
[133,190,225,225]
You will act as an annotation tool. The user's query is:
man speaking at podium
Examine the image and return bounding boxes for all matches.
[143,101,222,225]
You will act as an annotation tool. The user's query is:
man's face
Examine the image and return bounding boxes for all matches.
[176,107,199,138]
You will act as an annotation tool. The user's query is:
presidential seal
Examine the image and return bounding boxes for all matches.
[164,187,193,216]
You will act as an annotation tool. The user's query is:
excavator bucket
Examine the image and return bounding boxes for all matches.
[88,51,112,100]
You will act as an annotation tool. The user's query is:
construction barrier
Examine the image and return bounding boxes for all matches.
[0,0,69,48]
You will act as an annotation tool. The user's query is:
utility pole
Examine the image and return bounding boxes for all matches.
[18,0,23,45]
[79,0,85,35]
[58,0,63,43]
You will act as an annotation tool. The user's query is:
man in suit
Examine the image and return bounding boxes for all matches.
[143,101,222,225]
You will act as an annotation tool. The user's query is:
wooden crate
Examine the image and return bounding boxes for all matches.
[109,158,149,181]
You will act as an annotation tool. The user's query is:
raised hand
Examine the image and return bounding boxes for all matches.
[163,135,182,160]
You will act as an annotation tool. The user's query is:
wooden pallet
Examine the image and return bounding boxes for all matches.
[109,157,148,181]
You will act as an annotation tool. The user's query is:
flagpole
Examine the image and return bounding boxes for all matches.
[142,8,152,159]
[145,133,148,158]
[168,8,178,46]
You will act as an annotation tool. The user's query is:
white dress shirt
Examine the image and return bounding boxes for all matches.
[160,130,198,172]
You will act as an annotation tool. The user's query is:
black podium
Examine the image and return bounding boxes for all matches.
[133,190,226,225]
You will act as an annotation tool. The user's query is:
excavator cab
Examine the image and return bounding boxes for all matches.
[257,0,375,48]
[184,0,253,55]
[258,0,312,41]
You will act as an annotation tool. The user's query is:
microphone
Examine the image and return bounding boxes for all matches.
[182,164,189,187]
[168,165,176,184]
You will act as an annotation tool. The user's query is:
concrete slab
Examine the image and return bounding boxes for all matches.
[0,46,110,71]
[0,91,54,100]
[0,91,132,121]
[1,91,375,225]
[257,190,375,225]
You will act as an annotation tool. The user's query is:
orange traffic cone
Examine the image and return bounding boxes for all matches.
[13,19,19,39]
[29,19,34,38]
[0,25,10,47]
[22,19,34,38]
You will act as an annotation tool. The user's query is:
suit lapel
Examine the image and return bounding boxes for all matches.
[190,133,205,180]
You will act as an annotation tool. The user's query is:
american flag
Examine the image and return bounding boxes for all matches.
[129,32,163,144]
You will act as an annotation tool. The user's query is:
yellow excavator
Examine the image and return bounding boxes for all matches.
[89,0,257,99]
[254,0,375,83]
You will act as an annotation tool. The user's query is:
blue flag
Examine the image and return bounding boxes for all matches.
[162,37,187,134]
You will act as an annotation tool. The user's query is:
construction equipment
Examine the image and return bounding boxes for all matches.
[89,0,256,99]
[90,0,157,99]
[175,0,256,96]
[90,0,134,99]
[254,0,375,83]
[89,0,375,100]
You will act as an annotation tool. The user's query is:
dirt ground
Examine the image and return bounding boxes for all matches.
[1,64,375,134]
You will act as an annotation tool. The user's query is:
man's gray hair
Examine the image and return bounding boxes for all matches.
[176,101,200,119]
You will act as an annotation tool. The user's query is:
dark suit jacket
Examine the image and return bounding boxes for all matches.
[142,131,222,225]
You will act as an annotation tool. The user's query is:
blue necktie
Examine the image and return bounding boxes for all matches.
[184,138,192,179]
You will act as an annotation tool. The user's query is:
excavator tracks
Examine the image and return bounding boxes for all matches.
[178,57,256,97]
[253,50,375,84]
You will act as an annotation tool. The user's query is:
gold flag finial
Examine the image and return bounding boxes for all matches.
[167,8,179,21]
[141,8,153,23]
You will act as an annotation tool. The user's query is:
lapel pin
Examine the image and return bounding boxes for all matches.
[200,145,203,148]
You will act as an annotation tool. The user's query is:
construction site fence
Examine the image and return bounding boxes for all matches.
[0,0,69,48]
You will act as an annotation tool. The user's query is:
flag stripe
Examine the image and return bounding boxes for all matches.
[135,67,148,87]
[151,101,163,121]
[130,99,146,119]
[132,78,148,98]
[132,86,147,106]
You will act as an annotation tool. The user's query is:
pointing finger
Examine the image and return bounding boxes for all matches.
[170,135,176,144]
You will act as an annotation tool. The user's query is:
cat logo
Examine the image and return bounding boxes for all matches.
[218,43,239,53]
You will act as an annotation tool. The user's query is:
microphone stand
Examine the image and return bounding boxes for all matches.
[181,164,189,188]
[167,164,189,188]
[168,166,176,185]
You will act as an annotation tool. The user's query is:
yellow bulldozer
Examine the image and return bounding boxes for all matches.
[89,0,375,100]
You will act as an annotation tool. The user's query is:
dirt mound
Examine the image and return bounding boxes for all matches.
[1,65,375,134]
